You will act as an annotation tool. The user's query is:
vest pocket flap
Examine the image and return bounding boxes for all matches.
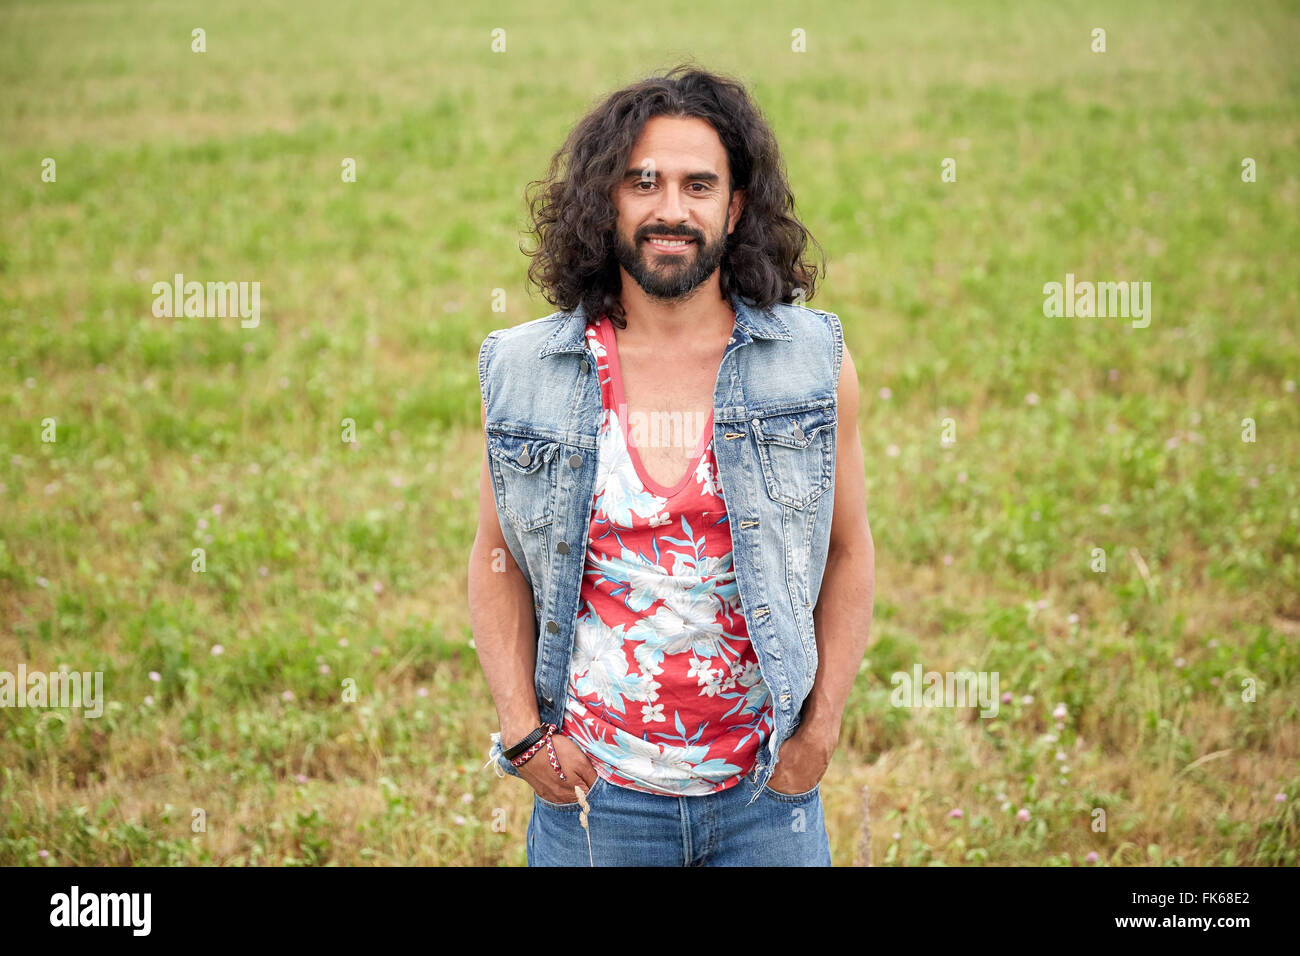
[487,431,560,475]
[751,406,837,448]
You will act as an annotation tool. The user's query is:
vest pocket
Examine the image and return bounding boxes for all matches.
[486,428,560,531]
[751,405,836,509]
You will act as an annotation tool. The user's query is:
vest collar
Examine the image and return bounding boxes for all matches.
[537,289,793,358]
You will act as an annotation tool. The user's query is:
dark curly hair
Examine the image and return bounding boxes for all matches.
[521,61,825,329]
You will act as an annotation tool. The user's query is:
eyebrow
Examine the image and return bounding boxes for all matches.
[623,169,721,184]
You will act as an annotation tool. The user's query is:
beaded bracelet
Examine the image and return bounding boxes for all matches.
[508,721,566,780]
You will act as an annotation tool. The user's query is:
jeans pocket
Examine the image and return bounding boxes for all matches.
[759,779,821,804]
[534,774,605,811]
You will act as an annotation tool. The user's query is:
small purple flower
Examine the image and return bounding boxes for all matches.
[947,808,963,819]
[148,671,161,682]
[879,386,892,400]
[1001,691,1012,704]
[1025,392,1040,405]
[295,773,308,784]
[281,690,295,702]
[1085,851,1099,864]
[210,644,224,656]
[453,814,467,826]
[143,695,154,706]
[1016,808,1031,822]
[38,849,49,859]
[417,687,428,698]
[1275,792,1287,803]
[1053,703,1067,720]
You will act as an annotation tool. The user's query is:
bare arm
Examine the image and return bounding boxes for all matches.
[467,399,542,745]
[467,400,599,800]
[768,344,875,794]
[805,345,876,738]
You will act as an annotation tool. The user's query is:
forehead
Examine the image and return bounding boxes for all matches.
[628,115,727,174]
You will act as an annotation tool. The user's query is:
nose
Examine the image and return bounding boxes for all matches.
[653,183,687,230]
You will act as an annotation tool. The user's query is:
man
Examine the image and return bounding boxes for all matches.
[467,64,874,866]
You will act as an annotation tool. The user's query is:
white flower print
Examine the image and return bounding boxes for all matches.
[571,614,648,713]
[695,457,720,496]
[641,702,665,722]
[594,408,665,527]
[688,657,715,685]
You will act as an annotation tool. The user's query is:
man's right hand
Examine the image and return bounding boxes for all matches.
[516,733,600,805]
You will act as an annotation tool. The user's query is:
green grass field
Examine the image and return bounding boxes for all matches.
[1,0,1297,865]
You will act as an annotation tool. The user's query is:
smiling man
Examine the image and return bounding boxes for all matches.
[468,63,875,866]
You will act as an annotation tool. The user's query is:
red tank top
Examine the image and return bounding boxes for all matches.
[559,313,775,796]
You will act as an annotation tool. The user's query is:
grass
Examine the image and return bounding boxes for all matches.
[1,0,1297,865]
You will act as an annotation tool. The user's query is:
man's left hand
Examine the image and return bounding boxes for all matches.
[765,717,840,795]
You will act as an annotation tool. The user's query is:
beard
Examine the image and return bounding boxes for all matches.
[612,216,730,302]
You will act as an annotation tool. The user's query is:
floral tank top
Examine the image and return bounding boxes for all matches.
[559,313,775,796]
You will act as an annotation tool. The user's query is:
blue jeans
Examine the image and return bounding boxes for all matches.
[526,762,832,866]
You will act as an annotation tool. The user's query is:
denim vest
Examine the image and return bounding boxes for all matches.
[478,291,843,805]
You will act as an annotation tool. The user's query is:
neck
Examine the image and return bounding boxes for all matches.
[615,272,735,345]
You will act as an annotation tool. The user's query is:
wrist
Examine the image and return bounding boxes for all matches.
[501,715,542,747]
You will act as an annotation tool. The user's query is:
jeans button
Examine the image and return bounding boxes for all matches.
[568,453,582,468]
[546,620,559,633]
[556,540,569,554]
[580,359,590,374]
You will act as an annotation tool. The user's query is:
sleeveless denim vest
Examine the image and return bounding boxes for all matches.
[478,291,843,805]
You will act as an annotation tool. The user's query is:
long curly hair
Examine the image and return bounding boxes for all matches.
[522,62,825,329]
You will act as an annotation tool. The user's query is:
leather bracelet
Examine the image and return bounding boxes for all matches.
[508,722,566,781]
[502,723,549,761]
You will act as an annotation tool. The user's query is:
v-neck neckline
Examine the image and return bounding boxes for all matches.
[596,317,715,499]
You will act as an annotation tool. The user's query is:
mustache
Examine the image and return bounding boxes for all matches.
[637,229,702,241]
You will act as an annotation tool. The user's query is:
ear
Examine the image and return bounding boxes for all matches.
[727,188,746,235]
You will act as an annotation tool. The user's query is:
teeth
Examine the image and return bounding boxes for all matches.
[648,238,689,247]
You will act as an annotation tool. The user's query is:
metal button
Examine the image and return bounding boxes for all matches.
[751,418,760,427]
[568,453,582,468]
[545,620,558,633]
[792,426,805,441]
[516,447,530,466]
[542,695,554,708]
[580,359,590,374]
[556,540,569,554]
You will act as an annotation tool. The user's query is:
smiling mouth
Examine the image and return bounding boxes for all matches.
[644,236,695,253]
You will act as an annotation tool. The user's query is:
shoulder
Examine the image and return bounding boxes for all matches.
[477,308,579,407]
[480,310,570,358]
[765,300,845,382]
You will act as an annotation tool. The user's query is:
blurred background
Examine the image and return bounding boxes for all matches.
[0,0,1296,865]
